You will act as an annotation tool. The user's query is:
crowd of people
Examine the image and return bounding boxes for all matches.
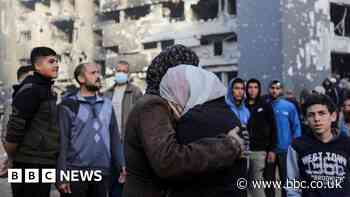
[0,45,350,197]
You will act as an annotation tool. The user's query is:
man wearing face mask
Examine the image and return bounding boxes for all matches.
[105,61,143,143]
[104,61,142,197]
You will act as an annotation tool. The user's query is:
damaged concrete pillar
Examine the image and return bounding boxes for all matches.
[218,0,222,18]
[224,0,229,16]
[238,0,331,94]
[184,1,194,21]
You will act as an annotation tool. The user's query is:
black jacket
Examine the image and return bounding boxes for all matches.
[169,97,247,197]
[6,72,59,165]
[246,99,277,152]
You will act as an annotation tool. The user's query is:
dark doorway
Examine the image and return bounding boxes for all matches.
[330,3,350,37]
[331,52,350,79]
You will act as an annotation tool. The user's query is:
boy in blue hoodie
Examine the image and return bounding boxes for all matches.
[287,94,350,197]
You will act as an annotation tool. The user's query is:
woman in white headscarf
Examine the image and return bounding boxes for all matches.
[160,65,248,197]
[123,46,245,197]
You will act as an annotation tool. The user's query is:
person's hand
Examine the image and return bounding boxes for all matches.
[57,183,72,194]
[228,127,250,157]
[118,167,127,184]
[266,151,276,163]
[240,127,251,157]
[228,127,244,152]
[0,158,12,178]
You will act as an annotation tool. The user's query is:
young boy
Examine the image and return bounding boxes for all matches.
[287,94,350,197]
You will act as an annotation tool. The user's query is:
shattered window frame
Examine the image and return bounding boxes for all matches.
[19,30,32,42]
[191,0,219,21]
[161,40,175,50]
[331,52,350,79]
[143,42,158,50]
[162,1,185,22]
[124,5,151,21]
[331,2,350,38]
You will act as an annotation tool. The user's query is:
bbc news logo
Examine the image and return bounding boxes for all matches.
[8,169,102,183]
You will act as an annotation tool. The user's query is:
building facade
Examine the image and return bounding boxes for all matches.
[0,0,97,88]
[238,0,350,93]
[1,0,350,94]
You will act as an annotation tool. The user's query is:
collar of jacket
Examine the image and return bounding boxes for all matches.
[75,92,104,104]
[109,83,133,93]
[272,96,283,103]
[306,128,341,144]
[245,97,263,107]
[32,72,55,86]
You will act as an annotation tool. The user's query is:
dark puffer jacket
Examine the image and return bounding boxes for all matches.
[123,95,242,197]
[6,72,59,165]
[168,97,247,197]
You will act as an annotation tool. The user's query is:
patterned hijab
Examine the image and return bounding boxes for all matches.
[146,44,199,95]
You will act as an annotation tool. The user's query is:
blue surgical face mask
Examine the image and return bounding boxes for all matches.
[114,72,128,84]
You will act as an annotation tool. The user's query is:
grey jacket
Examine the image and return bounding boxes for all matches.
[105,83,142,141]
[57,93,125,176]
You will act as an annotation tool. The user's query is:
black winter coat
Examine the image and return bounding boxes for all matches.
[168,97,247,197]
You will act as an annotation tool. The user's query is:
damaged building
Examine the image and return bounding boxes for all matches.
[0,0,97,88]
[238,0,350,94]
[2,0,350,93]
[96,0,238,87]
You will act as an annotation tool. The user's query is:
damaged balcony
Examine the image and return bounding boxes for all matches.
[141,17,237,45]
[19,0,50,10]
[162,1,185,22]
[100,1,151,22]
[100,0,171,12]
[200,32,237,56]
[51,13,75,43]
[102,21,141,53]
[191,0,236,21]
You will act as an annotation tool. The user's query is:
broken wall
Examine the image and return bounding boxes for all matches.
[0,0,19,86]
[281,0,331,94]
[238,0,332,94]
[237,0,283,92]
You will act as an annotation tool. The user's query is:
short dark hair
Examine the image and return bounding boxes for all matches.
[303,93,337,116]
[231,78,245,87]
[269,80,283,88]
[246,78,261,96]
[247,78,261,88]
[17,65,34,80]
[30,47,57,66]
[74,63,86,85]
[117,60,129,66]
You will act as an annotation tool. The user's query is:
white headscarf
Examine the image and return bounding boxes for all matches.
[160,64,227,115]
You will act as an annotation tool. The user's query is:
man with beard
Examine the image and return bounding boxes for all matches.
[268,80,301,197]
[57,63,125,197]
